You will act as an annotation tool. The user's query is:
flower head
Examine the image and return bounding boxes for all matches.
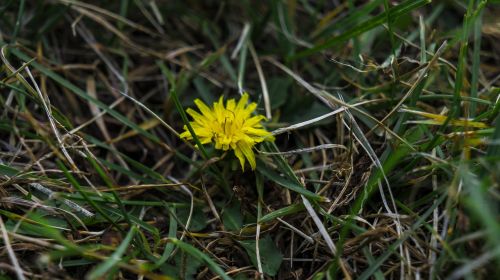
[180,93,274,170]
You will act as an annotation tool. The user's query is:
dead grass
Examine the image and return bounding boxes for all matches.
[0,0,499,279]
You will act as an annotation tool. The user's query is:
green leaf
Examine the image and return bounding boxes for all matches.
[222,200,243,231]
[284,99,331,125]
[177,206,208,232]
[268,77,292,109]
[239,235,283,277]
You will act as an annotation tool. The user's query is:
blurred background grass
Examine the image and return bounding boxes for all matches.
[0,0,499,279]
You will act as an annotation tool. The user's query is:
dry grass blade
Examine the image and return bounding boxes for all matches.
[1,47,78,170]
[258,143,347,156]
[1,1,497,279]
[57,0,159,37]
[265,57,416,150]
[0,215,26,280]
[85,76,112,141]
[377,41,448,126]
[248,43,272,120]
[115,89,181,138]
[301,195,336,256]
[271,107,346,135]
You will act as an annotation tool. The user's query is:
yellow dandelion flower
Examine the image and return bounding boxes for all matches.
[179,93,274,170]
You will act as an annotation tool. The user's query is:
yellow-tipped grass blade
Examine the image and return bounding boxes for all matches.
[401,108,489,128]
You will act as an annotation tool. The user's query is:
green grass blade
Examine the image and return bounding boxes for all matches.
[169,238,232,280]
[56,159,122,232]
[291,0,431,59]
[257,164,325,202]
[87,226,137,279]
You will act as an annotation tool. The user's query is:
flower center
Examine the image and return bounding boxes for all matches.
[212,115,242,150]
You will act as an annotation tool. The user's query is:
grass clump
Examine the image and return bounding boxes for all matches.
[0,0,499,279]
